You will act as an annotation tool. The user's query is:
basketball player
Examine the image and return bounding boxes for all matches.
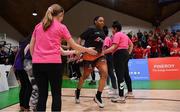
[75,16,108,108]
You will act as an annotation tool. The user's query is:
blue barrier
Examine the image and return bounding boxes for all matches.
[128,59,150,80]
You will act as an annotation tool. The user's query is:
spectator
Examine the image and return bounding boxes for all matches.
[160,43,169,57]
[150,38,160,58]
[141,31,148,48]
[8,47,18,65]
[143,45,151,58]
[131,34,138,44]
[137,30,143,41]
[0,46,8,64]
[170,42,180,57]
[133,43,144,59]
[127,31,133,39]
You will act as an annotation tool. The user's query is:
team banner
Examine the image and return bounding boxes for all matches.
[128,59,150,80]
[148,57,180,80]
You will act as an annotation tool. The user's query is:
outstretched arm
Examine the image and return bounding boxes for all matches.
[60,47,78,56]
[103,44,118,54]
[66,38,97,55]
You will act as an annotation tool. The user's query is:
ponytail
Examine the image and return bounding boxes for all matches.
[42,7,53,31]
[42,4,64,31]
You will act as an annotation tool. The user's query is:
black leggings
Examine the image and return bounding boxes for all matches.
[91,70,96,81]
[69,62,81,78]
[33,63,62,111]
[72,62,82,78]
[113,49,131,97]
[124,58,132,92]
[106,54,117,89]
[15,70,32,109]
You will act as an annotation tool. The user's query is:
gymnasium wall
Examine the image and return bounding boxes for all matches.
[63,0,153,37]
[160,11,180,31]
[0,1,179,44]
[0,16,23,46]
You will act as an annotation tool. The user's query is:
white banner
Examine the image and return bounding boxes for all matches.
[0,64,9,92]
[7,67,18,88]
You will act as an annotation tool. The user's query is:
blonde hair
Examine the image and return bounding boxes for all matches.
[42,4,64,31]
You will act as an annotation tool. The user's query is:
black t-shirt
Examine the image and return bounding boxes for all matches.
[80,25,105,53]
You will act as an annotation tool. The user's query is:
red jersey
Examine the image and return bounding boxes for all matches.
[170,48,180,57]
[133,47,144,59]
[143,49,151,58]
[147,37,153,46]
[165,39,173,49]
[131,36,138,43]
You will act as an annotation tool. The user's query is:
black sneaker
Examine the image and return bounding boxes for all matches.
[75,90,80,104]
[94,95,104,108]
[89,80,96,85]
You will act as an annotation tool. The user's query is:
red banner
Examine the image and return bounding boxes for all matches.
[148,57,180,80]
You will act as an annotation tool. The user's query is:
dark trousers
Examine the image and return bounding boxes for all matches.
[91,70,96,81]
[124,58,132,92]
[106,54,117,89]
[33,63,62,111]
[68,62,74,78]
[72,63,82,78]
[15,70,32,109]
[69,62,81,78]
[151,52,159,58]
[113,49,130,97]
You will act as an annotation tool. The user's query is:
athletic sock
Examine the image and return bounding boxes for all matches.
[96,91,102,103]
[76,89,80,99]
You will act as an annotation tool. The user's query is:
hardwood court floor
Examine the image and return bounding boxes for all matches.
[1,88,180,112]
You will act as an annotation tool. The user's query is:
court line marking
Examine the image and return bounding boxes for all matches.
[60,94,180,102]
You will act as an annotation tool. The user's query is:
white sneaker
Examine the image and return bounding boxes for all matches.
[125,92,134,98]
[108,89,118,94]
[108,89,118,98]
[94,96,104,108]
[108,89,114,95]
[75,98,80,104]
[71,77,77,80]
[104,86,110,90]
[111,96,126,103]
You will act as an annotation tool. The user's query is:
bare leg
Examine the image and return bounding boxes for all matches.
[77,66,93,89]
[96,59,108,92]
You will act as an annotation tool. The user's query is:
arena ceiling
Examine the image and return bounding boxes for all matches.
[1,0,180,36]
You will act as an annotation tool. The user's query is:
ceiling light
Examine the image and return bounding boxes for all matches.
[32,10,37,16]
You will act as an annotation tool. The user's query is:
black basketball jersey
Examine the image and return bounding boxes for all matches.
[80,25,106,53]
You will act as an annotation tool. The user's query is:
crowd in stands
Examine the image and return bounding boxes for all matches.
[127,29,180,59]
[1,29,180,65]
[0,42,18,65]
